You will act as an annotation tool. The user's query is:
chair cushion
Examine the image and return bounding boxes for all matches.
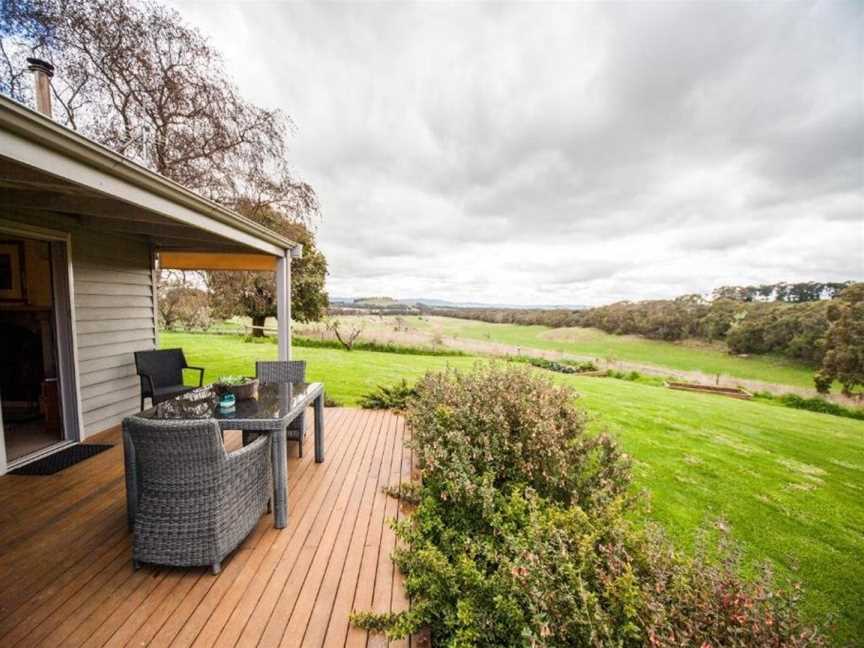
[152,384,192,403]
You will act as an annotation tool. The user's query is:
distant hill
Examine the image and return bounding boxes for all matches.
[349,296,402,308]
[330,296,588,310]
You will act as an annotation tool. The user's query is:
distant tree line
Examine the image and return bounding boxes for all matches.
[435,281,864,395]
[430,307,585,328]
[575,296,835,363]
[711,281,852,303]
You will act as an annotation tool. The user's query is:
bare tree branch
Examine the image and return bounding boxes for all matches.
[327,319,364,351]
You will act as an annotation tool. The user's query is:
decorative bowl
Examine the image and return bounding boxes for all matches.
[216,377,259,401]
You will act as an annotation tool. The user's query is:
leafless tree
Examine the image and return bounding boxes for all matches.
[328,319,364,351]
[1,0,317,222]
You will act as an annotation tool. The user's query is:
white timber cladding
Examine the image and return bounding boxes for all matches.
[72,231,156,437]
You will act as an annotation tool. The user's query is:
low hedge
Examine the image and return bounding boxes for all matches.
[778,393,864,421]
[292,336,467,357]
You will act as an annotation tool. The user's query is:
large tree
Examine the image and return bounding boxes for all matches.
[209,222,328,334]
[157,271,210,331]
[815,283,864,397]
[1,0,326,319]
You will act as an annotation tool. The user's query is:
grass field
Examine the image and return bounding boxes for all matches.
[245,314,819,389]
[162,331,864,642]
[163,331,479,404]
[406,316,818,388]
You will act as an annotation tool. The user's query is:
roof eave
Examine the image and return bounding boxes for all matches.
[0,94,299,255]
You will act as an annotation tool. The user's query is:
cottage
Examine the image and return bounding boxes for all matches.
[0,76,299,474]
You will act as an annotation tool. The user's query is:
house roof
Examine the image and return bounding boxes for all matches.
[0,94,300,257]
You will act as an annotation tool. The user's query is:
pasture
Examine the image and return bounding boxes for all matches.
[298,315,819,390]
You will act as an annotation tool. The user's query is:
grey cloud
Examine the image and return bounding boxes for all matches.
[544,260,635,285]
[172,0,864,304]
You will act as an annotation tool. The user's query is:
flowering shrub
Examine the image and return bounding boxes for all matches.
[352,364,825,647]
[407,364,629,513]
[639,534,826,648]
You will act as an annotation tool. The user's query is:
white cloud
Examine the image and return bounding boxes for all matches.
[172,0,864,305]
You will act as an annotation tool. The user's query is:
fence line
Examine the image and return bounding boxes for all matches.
[165,324,280,336]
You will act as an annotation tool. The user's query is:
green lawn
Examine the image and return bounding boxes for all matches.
[407,316,817,388]
[558,373,864,641]
[163,331,479,405]
[162,331,864,642]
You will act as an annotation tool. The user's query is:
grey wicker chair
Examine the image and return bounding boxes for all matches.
[251,360,307,456]
[122,416,272,574]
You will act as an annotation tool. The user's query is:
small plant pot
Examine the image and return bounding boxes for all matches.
[217,378,259,401]
[218,393,236,412]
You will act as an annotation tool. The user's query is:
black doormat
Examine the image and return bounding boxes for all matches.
[10,444,113,475]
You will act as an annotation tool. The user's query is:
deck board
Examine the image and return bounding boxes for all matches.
[0,408,410,647]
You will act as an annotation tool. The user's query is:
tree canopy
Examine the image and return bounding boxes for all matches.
[815,283,864,396]
[712,281,853,303]
[209,222,328,334]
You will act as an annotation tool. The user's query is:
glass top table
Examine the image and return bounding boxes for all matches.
[134,381,325,529]
[141,382,322,430]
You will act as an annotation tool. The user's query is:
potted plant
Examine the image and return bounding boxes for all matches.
[215,375,259,401]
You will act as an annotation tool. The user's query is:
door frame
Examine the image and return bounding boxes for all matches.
[0,219,83,475]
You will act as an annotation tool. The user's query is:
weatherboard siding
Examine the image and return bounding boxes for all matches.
[72,232,156,437]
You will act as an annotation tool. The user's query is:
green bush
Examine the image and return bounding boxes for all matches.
[778,394,864,421]
[568,359,599,372]
[352,364,825,647]
[293,335,466,357]
[512,356,598,374]
[640,533,826,648]
[607,369,643,382]
[358,379,418,411]
[406,364,628,511]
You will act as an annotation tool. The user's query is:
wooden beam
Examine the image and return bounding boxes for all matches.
[159,251,277,271]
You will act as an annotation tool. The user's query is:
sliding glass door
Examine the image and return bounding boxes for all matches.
[0,231,78,472]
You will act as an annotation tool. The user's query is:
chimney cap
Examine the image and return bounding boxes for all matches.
[26,57,55,77]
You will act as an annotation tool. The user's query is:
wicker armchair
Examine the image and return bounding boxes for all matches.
[122,416,272,574]
[134,348,204,411]
[252,360,307,456]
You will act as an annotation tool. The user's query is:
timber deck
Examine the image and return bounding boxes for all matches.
[0,408,416,647]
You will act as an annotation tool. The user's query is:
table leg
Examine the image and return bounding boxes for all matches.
[271,427,289,528]
[314,392,325,463]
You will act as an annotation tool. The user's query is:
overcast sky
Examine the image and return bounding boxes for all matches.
[172,0,863,306]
